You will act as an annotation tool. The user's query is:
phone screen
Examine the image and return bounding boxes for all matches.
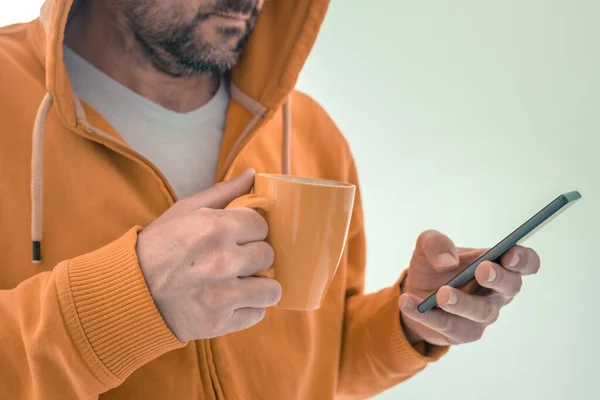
[417,191,582,313]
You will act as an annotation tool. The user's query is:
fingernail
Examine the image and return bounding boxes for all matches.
[509,253,521,268]
[488,266,497,282]
[244,168,256,176]
[435,252,457,267]
[400,296,414,309]
[446,291,458,305]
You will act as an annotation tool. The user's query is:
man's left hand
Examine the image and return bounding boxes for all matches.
[398,230,541,346]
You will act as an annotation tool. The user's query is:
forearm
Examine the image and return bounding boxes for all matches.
[0,268,106,399]
[337,273,448,400]
[0,227,183,399]
[336,158,448,398]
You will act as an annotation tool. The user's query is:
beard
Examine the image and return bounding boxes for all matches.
[121,0,261,77]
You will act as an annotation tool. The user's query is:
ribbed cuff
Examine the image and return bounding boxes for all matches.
[55,227,184,387]
[372,271,449,371]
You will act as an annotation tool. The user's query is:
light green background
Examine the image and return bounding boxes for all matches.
[297,1,598,399]
[3,1,598,399]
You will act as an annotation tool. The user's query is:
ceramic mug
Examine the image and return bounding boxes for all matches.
[227,173,356,311]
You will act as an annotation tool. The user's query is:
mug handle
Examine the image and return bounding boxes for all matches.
[226,194,275,279]
[226,193,272,211]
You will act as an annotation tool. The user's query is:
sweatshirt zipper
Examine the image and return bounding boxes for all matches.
[74,122,178,204]
[75,108,268,399]
[73,122,221,399]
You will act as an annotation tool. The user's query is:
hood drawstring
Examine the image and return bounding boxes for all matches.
[29,92,292,263]
[282,96,292,175]
[31,92,54,263]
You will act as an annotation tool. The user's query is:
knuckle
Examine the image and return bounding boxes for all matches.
[418,229,440,241]
[532,259,541,274]
[250,280,281,307]
[254,213,269,236]
[492,310,500,324]
[215,210,235,231]
[204,208,234,233]
[266,280,283,305]
[469,326,485,342]
[440,317,453,333]
[213,315,232,336]
[241,208,268,237]
[513,276,523,295]
[258,242,275,269]
[446,336,462,346]
[201,287,224,311]
[206,250,233,276]
[477,327,486,340]
[217,305,236,323]
[525,247,542,273]
[243,242,274,275]
[221,252,241,276]
[235,308,266,331]
[252,308,267,324]
[416,229,440,248]
[482,302,499,324]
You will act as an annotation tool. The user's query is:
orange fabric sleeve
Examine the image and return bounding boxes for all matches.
[336,159,449,399]
[0,227,184,400]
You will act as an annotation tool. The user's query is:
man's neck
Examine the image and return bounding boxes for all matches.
[63,2,220,113]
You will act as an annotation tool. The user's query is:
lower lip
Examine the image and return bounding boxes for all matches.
[209,14,248,23]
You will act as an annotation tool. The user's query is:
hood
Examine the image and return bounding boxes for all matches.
[28,0,331,262]
[34,0,330,173]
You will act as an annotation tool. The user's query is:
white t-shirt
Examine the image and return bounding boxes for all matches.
[63,46,229,199]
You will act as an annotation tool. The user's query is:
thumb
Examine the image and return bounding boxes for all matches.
[184,169,256,211]
[413,230,460,272]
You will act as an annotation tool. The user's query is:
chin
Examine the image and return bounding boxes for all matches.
[196,47,240,73]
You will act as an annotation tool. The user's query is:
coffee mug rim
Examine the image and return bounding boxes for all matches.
[256,173,356,189]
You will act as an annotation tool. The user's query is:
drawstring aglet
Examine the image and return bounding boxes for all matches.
[32,241,41,264]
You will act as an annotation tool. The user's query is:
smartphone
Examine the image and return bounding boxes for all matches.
[417,190,582,314]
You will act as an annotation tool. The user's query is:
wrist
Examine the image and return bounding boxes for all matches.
[400,311,424,345]
[398,272,424,345]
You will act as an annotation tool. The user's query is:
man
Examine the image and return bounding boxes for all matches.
[0,0,540,399]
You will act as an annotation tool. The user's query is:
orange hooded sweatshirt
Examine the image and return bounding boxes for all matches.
[0,0,448,399]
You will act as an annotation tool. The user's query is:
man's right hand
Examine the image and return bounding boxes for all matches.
[136,169,281,342]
